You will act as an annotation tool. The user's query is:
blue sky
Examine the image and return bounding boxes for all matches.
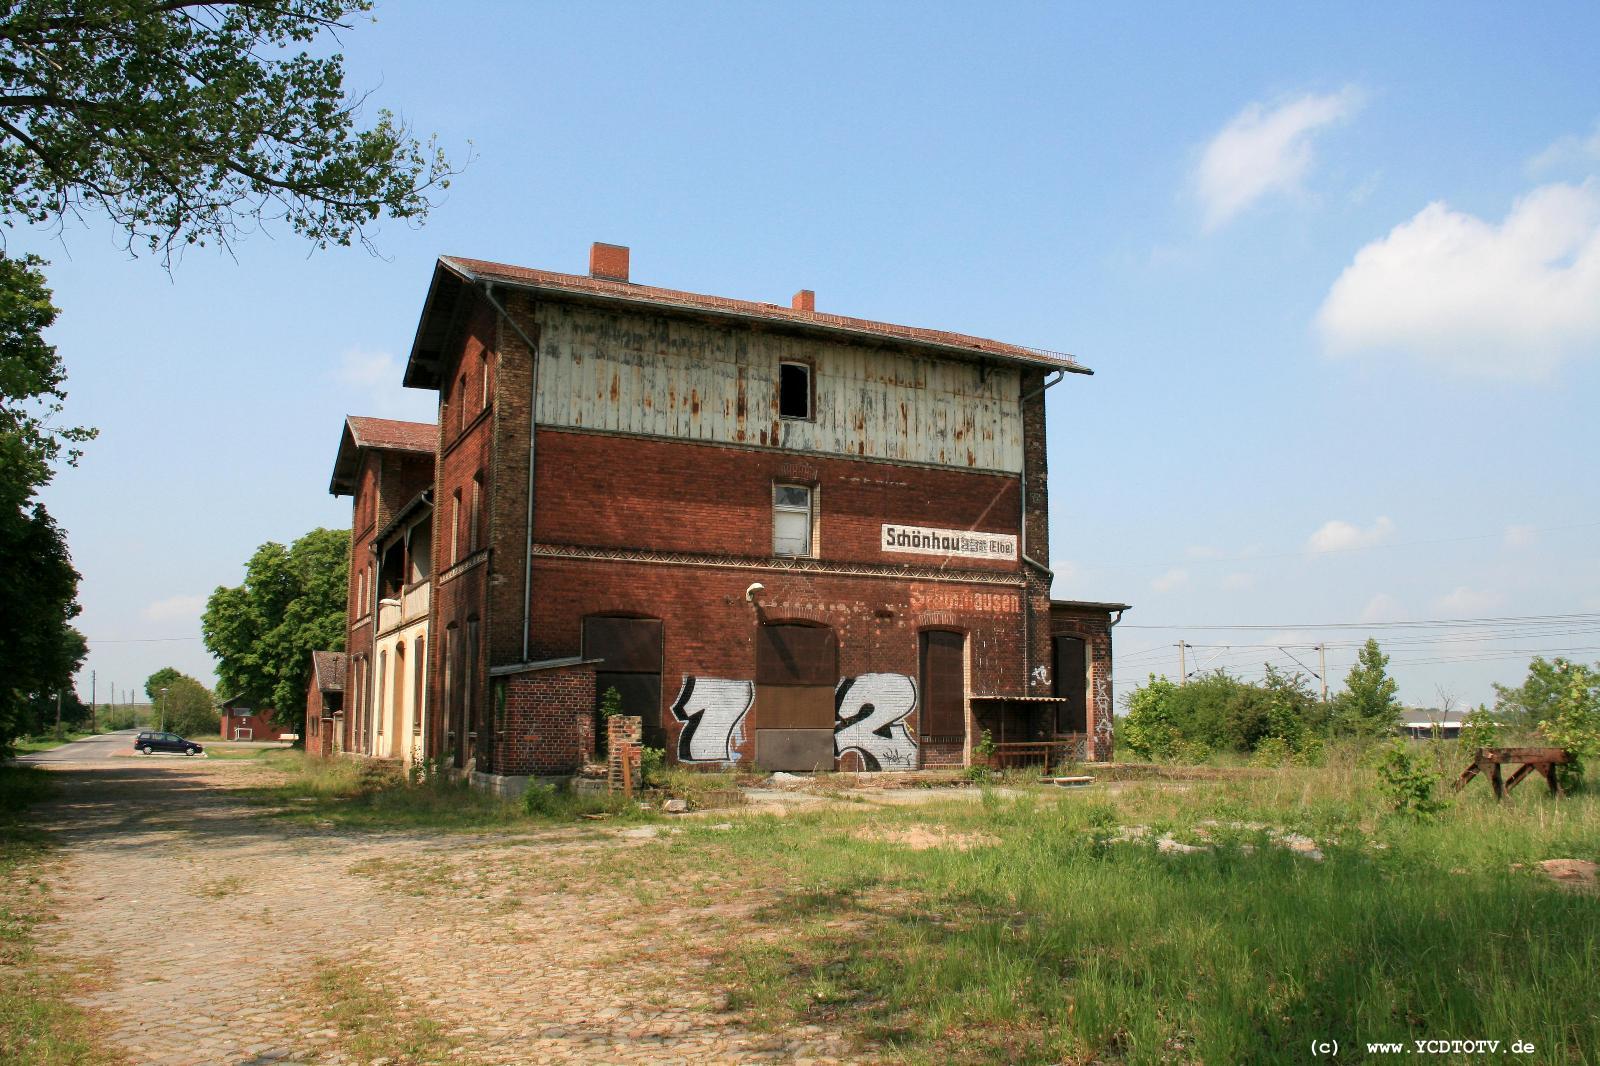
[28,2,1600,710]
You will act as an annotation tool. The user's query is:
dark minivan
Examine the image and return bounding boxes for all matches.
[133,731,204,756]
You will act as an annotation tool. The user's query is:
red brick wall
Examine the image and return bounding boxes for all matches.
[304,679,333,757]
[218,711,288,741]
[527,555,1032,767]
[533,429,1021,568]
[491,664,596,775]
[1050,606,1118,760]
[428,297,497,767]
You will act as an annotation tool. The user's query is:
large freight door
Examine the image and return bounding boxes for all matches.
[754,623,837,771]
[583,616,665,750]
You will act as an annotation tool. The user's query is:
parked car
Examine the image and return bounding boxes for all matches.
[133,731,204,756]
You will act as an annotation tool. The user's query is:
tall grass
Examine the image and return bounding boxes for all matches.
[610,757,1600,1064]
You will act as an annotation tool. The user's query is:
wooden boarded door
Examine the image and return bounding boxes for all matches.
[584,617,665,750]
[920,630,966,766]
[1053,636,1087,734]
[754,623,837,771]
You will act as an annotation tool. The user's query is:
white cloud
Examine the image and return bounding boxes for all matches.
[1527,120,1600,174]
[1435,586,1501,615]
[1151,568,1189,593]
[1307,516,1395,553]
[142,594,206,624]
[1504,524,1537,549]
[1185,544,1226,560]
[1361,594,1404,623]
[1221,571,1256,591]
[1196,87,1362,231]
[1316,180,1600,378]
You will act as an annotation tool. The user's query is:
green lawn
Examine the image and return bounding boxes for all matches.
[11,733,95,757]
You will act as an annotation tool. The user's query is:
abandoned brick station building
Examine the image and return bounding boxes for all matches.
[310,243,1128,791]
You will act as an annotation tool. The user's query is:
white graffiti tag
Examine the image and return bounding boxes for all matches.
[1093,674,1114,759]
[670,677,754,763]
[834,672,918,771]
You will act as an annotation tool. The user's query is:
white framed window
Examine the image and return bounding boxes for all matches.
[779,361,812,420]
[773,483,813,557]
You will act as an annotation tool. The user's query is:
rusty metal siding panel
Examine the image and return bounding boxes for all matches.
[535,303,1022,472]
[754,685,835,729]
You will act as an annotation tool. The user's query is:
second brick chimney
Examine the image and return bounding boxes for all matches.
[589,242,630,282]
[791,289,815,312]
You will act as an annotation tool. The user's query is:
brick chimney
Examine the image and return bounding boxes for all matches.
[791,289,815,312]
[589,242,630,282]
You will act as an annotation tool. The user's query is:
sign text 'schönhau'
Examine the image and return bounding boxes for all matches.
[881,524,1017,561]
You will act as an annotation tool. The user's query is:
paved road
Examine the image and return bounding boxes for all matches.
[21,751,857,1065]
[16,728,140,764]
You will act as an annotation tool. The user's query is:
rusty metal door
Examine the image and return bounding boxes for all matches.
[919,630,966,742]
[1053,636,1087,734]
[754,623,837,771]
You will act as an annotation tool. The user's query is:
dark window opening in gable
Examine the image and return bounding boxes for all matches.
[779,362,811,420]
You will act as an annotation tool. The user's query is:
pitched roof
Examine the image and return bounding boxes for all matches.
[405,254,1091,388]
[329,416,437,496]
[312,650,347,694]
[346,416,436,453]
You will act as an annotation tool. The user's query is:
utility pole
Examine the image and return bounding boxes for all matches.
[1178,641,1188,685]
[90,671,97,732]
[55,689,62,733]
[1317,643,1328,703]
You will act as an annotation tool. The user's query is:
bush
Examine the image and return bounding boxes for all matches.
[1375,741,1448,820]
[521,782,561,816]
[1536,668,1600,789]
[640,746,665,788]
[1121,667,1325,763]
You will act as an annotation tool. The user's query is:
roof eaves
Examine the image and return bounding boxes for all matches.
[444,257,1093,376]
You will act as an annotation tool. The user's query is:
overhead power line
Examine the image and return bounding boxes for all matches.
[1119,611,1600,632]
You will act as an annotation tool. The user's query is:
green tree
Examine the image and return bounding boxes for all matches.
[1535,664,1600,787]
[0,253,94,756]
[0,502,88,755]
[0,3,455,753]
[0,0,457,260]
[143,666,184,704]
[202,528,348,725]
[144,667,211,734]
[1334,638,1401,737]
[1493,657,1600,730]
[152,675,215,737]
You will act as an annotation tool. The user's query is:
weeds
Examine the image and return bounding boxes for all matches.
[0,766,108,1065]
[307,958,455,1064]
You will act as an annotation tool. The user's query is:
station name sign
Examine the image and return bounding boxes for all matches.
[881,524,1017,561]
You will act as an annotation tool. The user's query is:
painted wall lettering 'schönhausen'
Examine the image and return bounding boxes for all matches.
[834,672,919,771]
[669,677,754,763]
[670,673,920,769]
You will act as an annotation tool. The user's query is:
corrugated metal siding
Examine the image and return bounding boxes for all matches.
[534,303,1023,472]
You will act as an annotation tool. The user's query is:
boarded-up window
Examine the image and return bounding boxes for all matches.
[584,616,665,749]
[920,630,965,739]
[1053,636,1087,733]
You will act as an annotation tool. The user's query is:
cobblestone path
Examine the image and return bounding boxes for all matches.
[29,758,858,1066]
